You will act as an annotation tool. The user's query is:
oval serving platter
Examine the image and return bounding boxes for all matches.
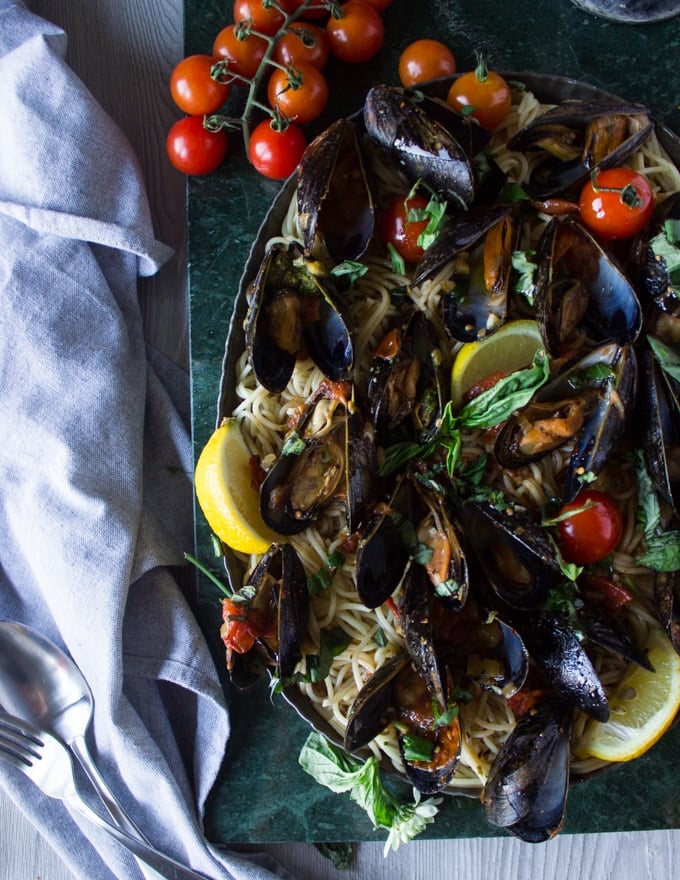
[213,72,680,798]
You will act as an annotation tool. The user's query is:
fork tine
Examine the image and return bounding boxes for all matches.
[0,713,45,760]
[0,711,45,743]
[0,737,36,768]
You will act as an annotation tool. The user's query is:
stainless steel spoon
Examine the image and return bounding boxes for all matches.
[0,620,161,878]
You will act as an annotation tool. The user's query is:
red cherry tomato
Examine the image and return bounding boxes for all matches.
[326,1,384,64]
[273,23,330,70]
[579,168,654,240]
[212,25,268,79]
[447,62,511,132]
[380,192,430,265]
[169,55,231,116]
[580,574,634,612]
[398,39,456,87]
[248,120,307,180]
[233,0,292,35]
[557,489,623,565]
[166,116,228,176]
[267,62,329,124]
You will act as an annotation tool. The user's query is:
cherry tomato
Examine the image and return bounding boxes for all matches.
[446,61,511,132]
[212,25,268,79]
[557,489,623,565]
[233,0,292,36]
[273,23,330,70]
[581,574,634,612]
[267,62,329,124]
[579,168,654,240]
[326,1,384,64]
[166,116,228,176]
[169,54,231,116]
[379,192,430,265]
[221,598,257,656]
[248,119,307,179]
[398,39,456,87]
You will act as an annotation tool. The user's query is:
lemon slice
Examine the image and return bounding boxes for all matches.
[577,627,680,763]
[194,418,280,555]
[450,319,544,408]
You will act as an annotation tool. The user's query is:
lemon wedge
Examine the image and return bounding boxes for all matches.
[577,627,680,763]
[194,418,280,555]
[450,319,544,408]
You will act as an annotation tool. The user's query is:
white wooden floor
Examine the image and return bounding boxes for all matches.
[4,0,679,877]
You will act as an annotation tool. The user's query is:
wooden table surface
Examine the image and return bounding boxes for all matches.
[4,0,679,877]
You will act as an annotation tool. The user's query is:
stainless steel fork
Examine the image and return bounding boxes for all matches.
[0,712,210,880]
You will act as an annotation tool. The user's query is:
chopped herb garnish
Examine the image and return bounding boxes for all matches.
[308,550,345,595]
[511,250,537,303]
[281,430,306,456]
[387,242,406,276]
[401,734,435,763]
[330,260,369,284]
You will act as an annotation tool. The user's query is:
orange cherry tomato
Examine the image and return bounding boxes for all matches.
[326,1,384,64]
[267,61,329,124]
[398,39,456,87]
[579,168,654,240]
[233,0,293,36]
[169,54,231,116]
[212,24,268,79]
[273,23,330,70]
[447,61,512,132]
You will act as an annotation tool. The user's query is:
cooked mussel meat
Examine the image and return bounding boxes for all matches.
[534,215,642,359]
[495,342,638,502]
[224,542,309,689]
[506,98,653,199]
[344,652,462,795]
[483,697,572,843]
[244,241,353,393]
[363,84,475,211]
[367,308,445,444]
[260,381,354,535]
[296,118,375,263]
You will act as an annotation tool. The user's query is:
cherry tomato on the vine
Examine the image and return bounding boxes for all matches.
[288,0,329,19]
[166,116,228,176]
[267,62,329,124]
[273,23,330,70]
[557,489,623,565]
[233,0,292,36]
[579,168,654,240]
[447,61,511,132]
[380,192,430,265]
[326,1,384,64]
[398,39,456,87]
[212,25,268,79]
[169,55,231,116]
[248,119,308,179]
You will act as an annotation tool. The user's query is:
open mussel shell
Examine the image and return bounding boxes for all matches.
[483,698,572,843]
[633,191,680,316]
[344,652,462,795]
[367,308,445,444]
[399,564,448,709]
[259,382,351,535]
[655,570,680,654]
[640,346,680,520]
[506,98,653,199]
[363,84,475,211]
[244,240,353,394]
[534,215,643,359]
[229,542,310,688]
[463,617,529,698]
[495,341,638,502]
[296,117,375,264]
[460,500,564,610]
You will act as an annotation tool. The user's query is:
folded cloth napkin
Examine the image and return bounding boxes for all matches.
[0,2,295,878]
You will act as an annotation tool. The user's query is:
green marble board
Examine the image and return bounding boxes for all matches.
[186,0,680,844]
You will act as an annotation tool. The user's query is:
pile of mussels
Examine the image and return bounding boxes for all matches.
[226,83,680,842]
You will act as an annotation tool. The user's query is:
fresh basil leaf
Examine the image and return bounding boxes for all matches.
[664,217,680,244]
[308,550,345,595]
[511,249,537,303]
[307,626,351,682]
[299,731,365,792]
[648,335,680,383]
[633,448,662,538]
[650,229,680,281]
[386,242,406,276]
[639,532,680,572]
[458,349,549,429]
[379,441,424,477]
[330,260,369,284]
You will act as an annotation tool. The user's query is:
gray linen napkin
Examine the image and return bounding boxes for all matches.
[0,2,295,878]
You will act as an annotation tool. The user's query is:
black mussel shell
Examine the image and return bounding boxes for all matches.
[344,653,407,752]
[633,191,680,316]
[483,698,572,843]
[640,346,680,520]
[460,500,563,610]
[516,612,609,722]
[296,118,375,264]
[399,564,448,709]
[655,570,680,655]
[363,84,475,211]
[534,216,642,359]
[576,600,654,671]
[464,618,530,698]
